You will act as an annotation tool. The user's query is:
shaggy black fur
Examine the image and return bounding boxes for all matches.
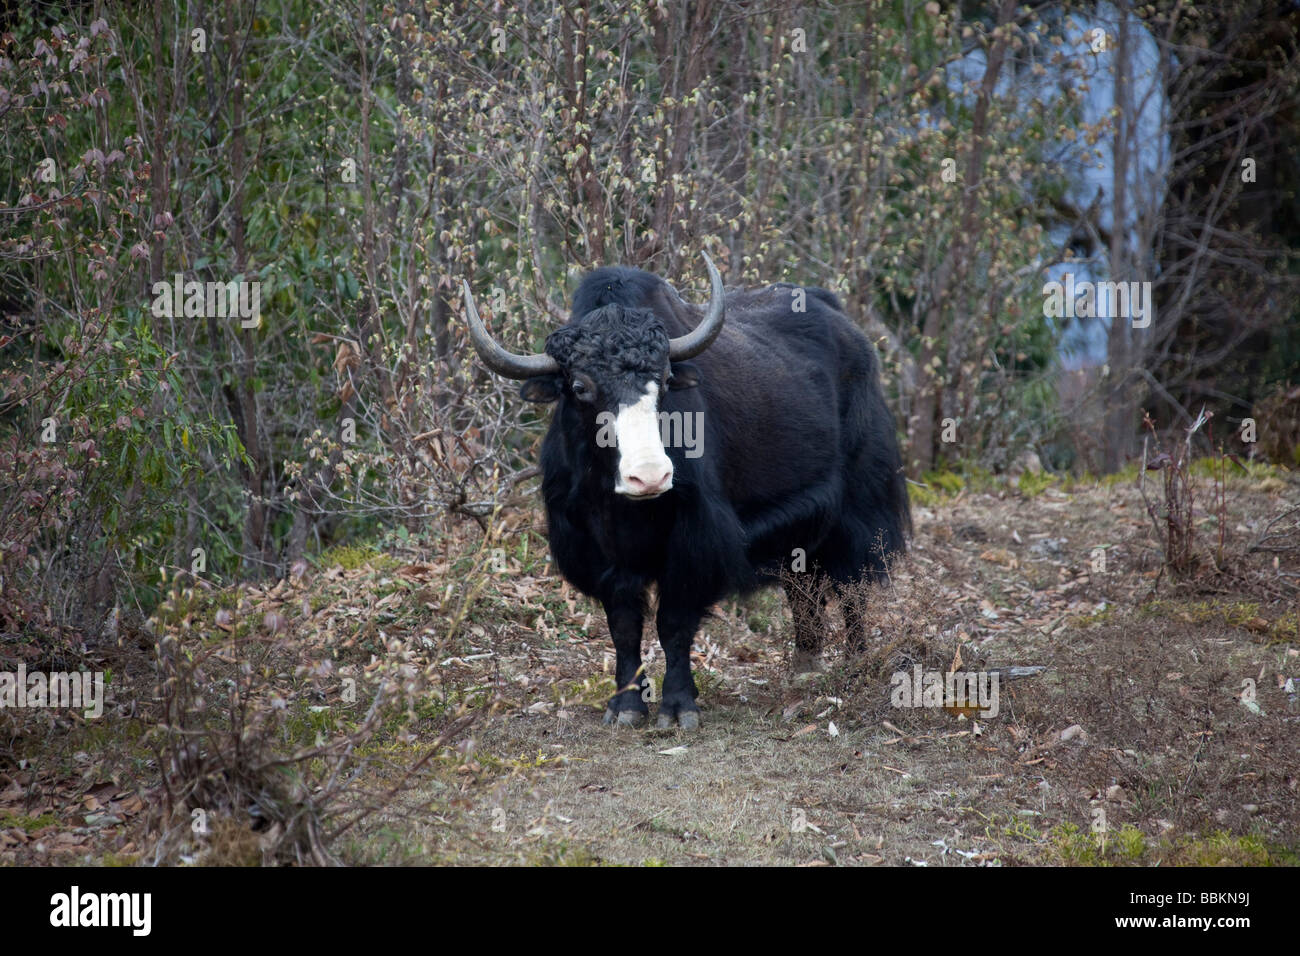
[516,266,911,726]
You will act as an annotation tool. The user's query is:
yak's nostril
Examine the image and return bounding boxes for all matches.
[627,469,671,494]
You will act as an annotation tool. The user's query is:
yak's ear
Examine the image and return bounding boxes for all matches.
[520,376,563,403]
[668,361,701,390]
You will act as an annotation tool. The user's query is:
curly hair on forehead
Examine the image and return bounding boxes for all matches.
[544,306,669,373]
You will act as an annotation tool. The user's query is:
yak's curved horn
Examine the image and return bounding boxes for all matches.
[668,252,726,360]
[462,280,560,379]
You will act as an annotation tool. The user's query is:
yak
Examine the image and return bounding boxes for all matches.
[463,254,910,729]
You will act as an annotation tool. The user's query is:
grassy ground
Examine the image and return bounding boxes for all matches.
[2,464,1298,865]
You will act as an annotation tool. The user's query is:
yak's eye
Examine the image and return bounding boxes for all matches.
[571,379,586,395]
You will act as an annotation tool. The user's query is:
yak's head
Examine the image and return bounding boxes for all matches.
[463,255,725,500]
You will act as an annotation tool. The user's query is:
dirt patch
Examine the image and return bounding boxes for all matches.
[343,470,1299,866]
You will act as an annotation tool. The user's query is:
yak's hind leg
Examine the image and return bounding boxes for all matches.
[837,533,897,655]
[655,602,702,729]
[842,592,868,655]
[815,514,895,657]
[783,575,830,675]
[602,582,650,728]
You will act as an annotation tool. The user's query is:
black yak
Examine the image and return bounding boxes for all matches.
[464,254,909,728]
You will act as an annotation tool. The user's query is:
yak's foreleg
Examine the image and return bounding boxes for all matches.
[655,602,702,729]
[602,586,649,727]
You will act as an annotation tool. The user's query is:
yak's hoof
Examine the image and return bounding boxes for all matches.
[603,708,647,728]
[792,650,828,676]
[656,710,701,730]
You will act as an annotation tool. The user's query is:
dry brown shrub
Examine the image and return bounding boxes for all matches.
[143,586,485,865]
